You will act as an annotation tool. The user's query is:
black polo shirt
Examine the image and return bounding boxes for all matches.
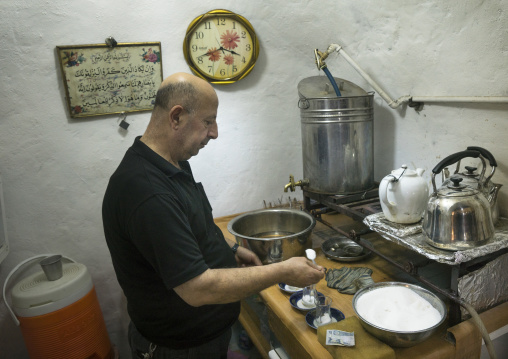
[102,136,239,349]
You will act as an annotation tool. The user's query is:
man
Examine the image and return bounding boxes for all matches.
[102,72,325,359]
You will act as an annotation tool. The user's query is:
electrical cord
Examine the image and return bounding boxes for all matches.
[460,299,497,359]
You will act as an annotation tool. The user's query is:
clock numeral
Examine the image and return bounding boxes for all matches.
[197,57,204,64]
[246,44,251,52]
[242,57,246,64]
[204,21,211,30]
[195,31,204,40]
[192,45,198,52]
[208,66,213,74]
[220,69,226,76]
[232,22,236,30]
[216,17,226,26]
[233,65,238,73]
[241,31,246,39]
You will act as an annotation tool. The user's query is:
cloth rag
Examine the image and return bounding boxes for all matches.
[326,267,374,294]
[317,316,396,359]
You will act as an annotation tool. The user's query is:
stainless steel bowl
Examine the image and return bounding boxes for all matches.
[352,282,447,348]
[227,208,315,264]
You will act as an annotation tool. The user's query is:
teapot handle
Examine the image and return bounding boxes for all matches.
[379,176,397,212]
[467,146,497,187]
[431,150,481,193]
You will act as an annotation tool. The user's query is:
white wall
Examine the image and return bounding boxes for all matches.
[0,0,507,357]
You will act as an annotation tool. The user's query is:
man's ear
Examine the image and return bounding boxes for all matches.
[168,105,184,129]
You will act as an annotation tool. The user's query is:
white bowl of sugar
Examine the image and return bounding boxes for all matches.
[352,282,447,347]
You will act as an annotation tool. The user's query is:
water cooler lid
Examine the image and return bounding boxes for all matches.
[11,262,93,317]
[298,76,368,98]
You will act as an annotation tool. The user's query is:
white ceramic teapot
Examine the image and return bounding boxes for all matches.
[379,164,429,224]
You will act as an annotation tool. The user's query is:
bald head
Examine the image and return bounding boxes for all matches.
[153,72,217,115]
[142,73,219,165]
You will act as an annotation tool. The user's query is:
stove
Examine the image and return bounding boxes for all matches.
[303,186,508,326]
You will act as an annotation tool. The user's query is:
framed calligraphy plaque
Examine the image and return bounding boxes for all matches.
[56,42,163,118]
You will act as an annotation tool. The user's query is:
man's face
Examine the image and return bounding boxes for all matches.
[179,99,218,160]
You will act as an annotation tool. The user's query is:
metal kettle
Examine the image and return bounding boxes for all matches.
[423,150,495,251]
[442,146,502,225]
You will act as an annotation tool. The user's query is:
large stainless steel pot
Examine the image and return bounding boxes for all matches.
[422,150,495,251]
[298,76,374,194]
[227,208,315,264]
[442,146,502,225]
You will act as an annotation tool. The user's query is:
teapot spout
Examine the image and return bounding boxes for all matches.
[416,168,425,177]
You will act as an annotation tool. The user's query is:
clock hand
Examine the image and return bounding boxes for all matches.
[197,47,240,58]
[219,47,241,56]
[197,48,220,57]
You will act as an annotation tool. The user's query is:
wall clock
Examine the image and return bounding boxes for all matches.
[183,9,259,84]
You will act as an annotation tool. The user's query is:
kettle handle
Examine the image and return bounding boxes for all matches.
[2,254,76,326]
[431,150,481,193]
[466,146,497,167]
[467,146,497,187]
[432,150,480,174]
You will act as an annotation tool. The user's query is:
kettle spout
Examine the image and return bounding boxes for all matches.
[488,183,503,204]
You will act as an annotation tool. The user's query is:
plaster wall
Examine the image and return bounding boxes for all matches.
[0,0,507,357]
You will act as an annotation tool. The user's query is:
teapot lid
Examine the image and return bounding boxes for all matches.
[390,164,418,177]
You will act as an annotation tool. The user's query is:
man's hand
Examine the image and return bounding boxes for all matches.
[280,257,325,288]
[235,245,262,267]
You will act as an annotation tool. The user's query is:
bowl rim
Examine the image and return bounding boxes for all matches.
[226,208,316,241]
[352,281,447,334]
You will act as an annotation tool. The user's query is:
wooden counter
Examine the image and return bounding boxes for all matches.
[215,212,508,359]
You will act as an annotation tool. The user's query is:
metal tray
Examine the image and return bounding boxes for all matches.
[321,237,372,262]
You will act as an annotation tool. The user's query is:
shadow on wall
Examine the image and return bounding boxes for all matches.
[373,100,396,179]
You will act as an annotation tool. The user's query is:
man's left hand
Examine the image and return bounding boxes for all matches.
[235,246,263,267]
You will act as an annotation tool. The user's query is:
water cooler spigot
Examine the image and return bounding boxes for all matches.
[284,174,309,192]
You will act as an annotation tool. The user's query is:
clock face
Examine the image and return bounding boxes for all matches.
[184,10,258,84]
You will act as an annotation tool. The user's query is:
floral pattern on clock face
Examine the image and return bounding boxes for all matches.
[188,15,255,81]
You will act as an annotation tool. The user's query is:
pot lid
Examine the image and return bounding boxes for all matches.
[439,176,478,197]
[461,165,480,178]
[298,76,368,98]
[11,262,91,310]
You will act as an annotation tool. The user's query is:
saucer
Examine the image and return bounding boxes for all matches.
[289,291,324,312]
[279,283,303,293]
[305,308,345,329]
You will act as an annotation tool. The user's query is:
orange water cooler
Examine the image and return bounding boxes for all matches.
[3,254,114,359]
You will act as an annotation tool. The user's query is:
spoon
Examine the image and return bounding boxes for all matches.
[305,249,317,265]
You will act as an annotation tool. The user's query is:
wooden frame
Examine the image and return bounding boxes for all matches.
[56,42,163,118]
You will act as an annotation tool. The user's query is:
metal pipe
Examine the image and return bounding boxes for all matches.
[411,96,508,104]
[326,43,508,109]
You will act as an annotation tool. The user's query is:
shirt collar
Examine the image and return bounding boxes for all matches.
[131,136,192,178]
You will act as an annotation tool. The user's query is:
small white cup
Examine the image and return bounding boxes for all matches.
[315,296,332,326]
[302,284,317,307]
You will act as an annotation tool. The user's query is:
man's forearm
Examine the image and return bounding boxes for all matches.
[174,257,324,307]
[174,264,284,306]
